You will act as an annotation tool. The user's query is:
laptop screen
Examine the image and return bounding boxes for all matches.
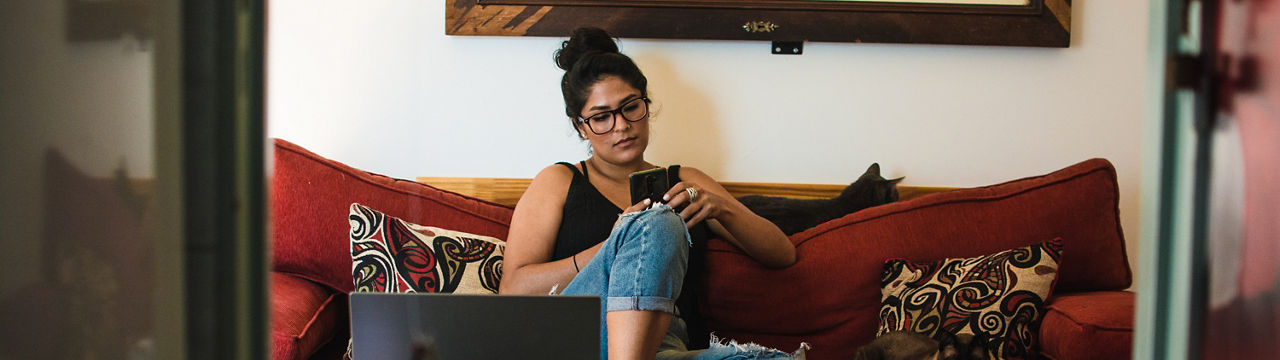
[350,293,600,360]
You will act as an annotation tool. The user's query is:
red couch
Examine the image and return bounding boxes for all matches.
[269,138,1134,359]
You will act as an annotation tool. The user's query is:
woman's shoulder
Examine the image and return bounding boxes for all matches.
[535,162,577,180]
[515,163,577,210]
[528,162,577,191]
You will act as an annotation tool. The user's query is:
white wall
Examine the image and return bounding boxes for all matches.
[269,0,1148,283]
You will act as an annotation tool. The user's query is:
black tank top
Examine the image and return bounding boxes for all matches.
[550,161,711,349]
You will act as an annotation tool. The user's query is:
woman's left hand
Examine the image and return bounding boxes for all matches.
[657,167,796,268]
[662,181,729,228]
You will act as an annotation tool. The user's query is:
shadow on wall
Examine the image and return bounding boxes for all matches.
[631,53,728,177]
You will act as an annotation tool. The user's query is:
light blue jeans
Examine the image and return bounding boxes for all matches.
[561,204,806,360]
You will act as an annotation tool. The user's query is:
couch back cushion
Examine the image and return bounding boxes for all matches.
[698,158,1131,359]
[271,139,514,292]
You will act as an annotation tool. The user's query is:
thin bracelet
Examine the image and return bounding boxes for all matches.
[572,253,580,273]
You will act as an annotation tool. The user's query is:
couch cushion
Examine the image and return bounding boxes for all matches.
[878,238,1063,359]
[271,138,514,293]
[349,203,505,294]
[271,273,344,360]
[1038,291,1134,360]
[698,158,1131,359]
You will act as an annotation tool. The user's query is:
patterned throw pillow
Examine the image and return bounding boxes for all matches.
[877,238,1063,359]
[348,203,504,294]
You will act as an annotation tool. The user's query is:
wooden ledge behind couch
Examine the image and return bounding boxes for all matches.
[417,177,955,208]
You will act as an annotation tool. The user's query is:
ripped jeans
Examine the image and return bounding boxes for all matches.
[561,204,807,360]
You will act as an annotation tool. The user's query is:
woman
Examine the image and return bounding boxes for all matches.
[498,27,803,360]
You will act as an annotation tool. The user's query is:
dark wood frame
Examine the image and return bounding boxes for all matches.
[66,0,152,42]
[446,0,1070,47]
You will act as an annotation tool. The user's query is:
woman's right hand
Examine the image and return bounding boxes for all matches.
[613,198,652,228]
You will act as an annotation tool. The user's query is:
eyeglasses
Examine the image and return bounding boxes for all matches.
[577,97,650,135]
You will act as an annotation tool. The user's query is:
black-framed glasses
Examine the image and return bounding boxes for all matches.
[577,97,650,135]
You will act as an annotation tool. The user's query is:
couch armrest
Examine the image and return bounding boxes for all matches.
[271,272,346,360]
[697,158,1132,359]
[1039,291,1134,360]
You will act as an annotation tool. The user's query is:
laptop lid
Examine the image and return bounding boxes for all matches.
[350,292,599,360]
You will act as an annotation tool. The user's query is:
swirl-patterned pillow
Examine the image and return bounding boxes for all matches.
[877,238,1062,359]
[349,203,504,294]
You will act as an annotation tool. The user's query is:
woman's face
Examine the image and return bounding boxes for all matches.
[577,76,649,165]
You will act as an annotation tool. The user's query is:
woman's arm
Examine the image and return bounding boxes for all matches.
[662,167,796,268]
[499,165,597,295]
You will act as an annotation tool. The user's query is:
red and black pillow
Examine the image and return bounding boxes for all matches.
[877,238,1063,359]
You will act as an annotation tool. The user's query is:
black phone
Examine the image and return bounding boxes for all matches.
[629,167,669,205]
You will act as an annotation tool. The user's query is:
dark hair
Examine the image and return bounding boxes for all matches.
[554,27,649,137]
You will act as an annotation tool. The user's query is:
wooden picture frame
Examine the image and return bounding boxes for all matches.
[446,0,1070,47]
[66,0,152,42]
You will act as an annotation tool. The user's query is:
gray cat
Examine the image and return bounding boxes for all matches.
[738,163,903,236]
[852,331,940,360]
[852,330,992,360]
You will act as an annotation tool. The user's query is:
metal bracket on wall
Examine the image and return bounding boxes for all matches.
[771,40,803,55]
[1171,54,1204,90]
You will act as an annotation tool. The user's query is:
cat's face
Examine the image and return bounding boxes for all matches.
[937,331,991,360]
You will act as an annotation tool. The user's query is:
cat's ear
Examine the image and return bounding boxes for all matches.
[935,329,957,345]
[972,332,992,346]
[887,176,905,185]
[855,163,882,183]
[851,345,884,360]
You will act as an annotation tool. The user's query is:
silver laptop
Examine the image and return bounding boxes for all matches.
[349,292,599,360]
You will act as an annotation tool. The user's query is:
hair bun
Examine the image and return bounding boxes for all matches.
[554,27,620,71]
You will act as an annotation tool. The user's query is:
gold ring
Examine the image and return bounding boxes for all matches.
[685,187,698,202]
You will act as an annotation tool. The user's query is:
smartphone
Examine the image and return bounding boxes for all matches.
[629,167,669,205]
